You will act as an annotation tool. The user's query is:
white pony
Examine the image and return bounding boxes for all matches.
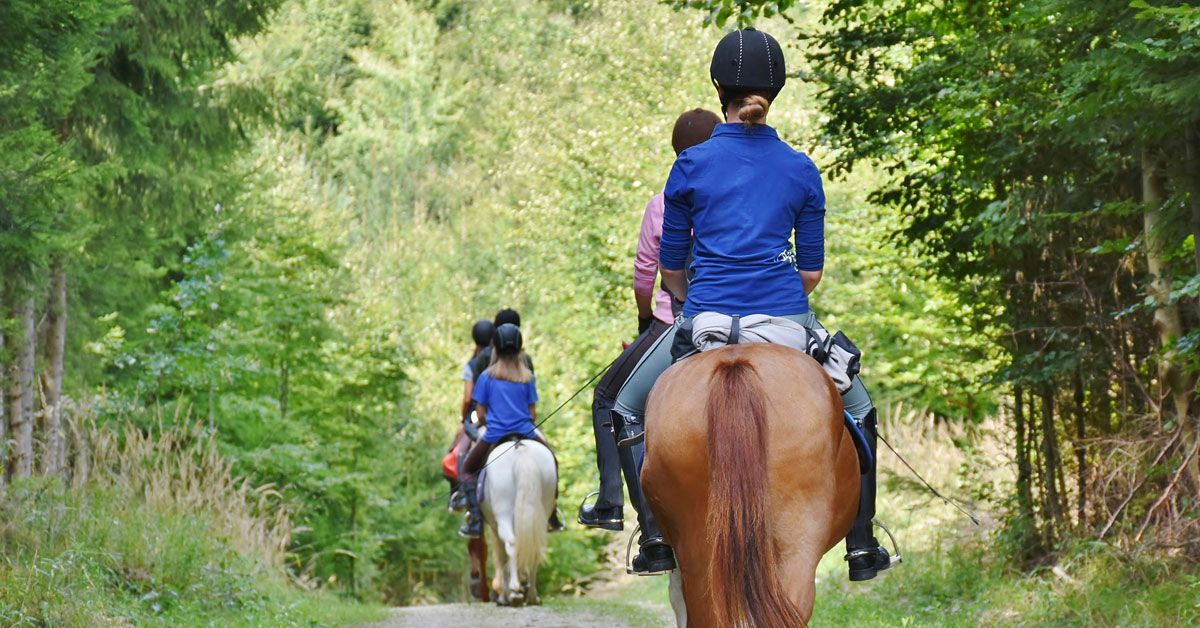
[480,439,557,606]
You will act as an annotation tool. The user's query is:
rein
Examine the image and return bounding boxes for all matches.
[421,356,617,509]
[877,431,981,526]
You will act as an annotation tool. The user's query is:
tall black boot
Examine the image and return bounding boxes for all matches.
[580,392,625,530]
[458,483,484,539]
[623,441,676,576]
[844,408,896,580]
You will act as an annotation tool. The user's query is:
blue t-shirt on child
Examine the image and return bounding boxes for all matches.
[473,371,539,444]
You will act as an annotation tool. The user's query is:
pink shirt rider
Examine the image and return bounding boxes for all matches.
[634,193,675,325]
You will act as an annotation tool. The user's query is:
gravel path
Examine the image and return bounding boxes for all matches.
[375,603,639,628]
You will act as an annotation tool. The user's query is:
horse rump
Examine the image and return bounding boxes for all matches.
[705,356,805,627]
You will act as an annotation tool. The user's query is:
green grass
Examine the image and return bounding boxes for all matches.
[811,535,1200,626]
[547,578,673,627]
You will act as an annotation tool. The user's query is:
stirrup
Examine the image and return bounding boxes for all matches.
[845,519,903,565]
[624,526,674,576]
[624,525,641,574]
[873,518,902,568]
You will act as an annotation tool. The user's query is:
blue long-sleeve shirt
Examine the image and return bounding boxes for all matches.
[659,123,825,317]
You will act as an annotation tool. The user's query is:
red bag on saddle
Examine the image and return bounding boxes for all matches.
[442,431,470,481]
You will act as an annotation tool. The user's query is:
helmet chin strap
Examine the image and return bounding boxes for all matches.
[713,80,730,121]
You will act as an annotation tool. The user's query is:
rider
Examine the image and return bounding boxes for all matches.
[458,323,562,538]
[447,320,496,510]
[612,28,896,582]
[579,109,721,535]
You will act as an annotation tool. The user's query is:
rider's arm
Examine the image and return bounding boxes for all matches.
[529,404,536,422]
[801,269,823,294]
[659,158,693,299]
[475,404,488,425]
[661,268,687,302]
[634,194,665,322]
[461,380,474,423]
[794,158,826,294]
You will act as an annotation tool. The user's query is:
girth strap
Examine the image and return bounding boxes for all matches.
[728,315,740,344]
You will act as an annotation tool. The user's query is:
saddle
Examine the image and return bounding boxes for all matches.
[671,312,873,474]
[477,433,543,503]
[671,313,861,393]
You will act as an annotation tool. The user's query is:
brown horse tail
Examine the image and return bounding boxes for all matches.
[706,356,805,628]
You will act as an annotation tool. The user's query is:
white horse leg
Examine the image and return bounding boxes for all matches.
[669,569,687,627]
[488,525,506,605]
[527,572,540,606]
[503,531,523,605]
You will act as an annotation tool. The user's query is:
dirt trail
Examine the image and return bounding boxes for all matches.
[377,603,641,628]
[377,559,674,627]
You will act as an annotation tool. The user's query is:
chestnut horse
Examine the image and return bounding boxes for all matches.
[467,537,488,602]
[643,344,861,627]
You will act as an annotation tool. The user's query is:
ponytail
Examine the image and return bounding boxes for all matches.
[737,94,770,129]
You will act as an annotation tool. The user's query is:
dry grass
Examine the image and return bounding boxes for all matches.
[76,402,292,570]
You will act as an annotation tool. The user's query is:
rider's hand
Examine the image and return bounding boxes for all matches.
[637,315,653,336]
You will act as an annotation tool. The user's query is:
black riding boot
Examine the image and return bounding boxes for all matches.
[458,482,484,539]
[579,391,625,530]
[844,408,896,580]
[621,439,676,575]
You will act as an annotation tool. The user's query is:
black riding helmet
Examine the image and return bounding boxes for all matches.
[471,320,495,347]
[710,28,787,113]
[493,323,523,354]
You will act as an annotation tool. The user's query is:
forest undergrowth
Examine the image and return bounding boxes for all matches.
[0,406,384,626]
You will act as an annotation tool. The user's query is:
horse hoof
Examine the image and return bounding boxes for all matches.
[508,591,525,607]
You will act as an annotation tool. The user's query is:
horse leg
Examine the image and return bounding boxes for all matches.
[495,519,523,605]
[489,524,508,605]
[468,537,489,602]
[668,570,687,627]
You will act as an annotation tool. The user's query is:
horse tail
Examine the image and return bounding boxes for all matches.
[705,357,805,628]
[513,443,547,579]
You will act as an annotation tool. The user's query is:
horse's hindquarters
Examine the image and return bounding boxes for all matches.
[481,441,557,606]
[643,344,860,626]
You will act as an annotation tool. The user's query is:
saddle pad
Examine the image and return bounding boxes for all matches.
[689,312,861,393]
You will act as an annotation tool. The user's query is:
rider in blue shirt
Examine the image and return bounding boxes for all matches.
[612,28,895,582]
[473,369,539,444]
[457,323,562,538]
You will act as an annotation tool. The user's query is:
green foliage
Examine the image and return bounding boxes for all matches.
[812,540,1200,626]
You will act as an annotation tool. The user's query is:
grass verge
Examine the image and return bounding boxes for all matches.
[0,418,387,626]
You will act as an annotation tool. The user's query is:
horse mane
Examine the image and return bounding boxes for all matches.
[705,356,805,627]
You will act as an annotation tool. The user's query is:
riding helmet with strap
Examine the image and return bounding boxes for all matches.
[709,28,787,113]
[472,320,495,347]
[494,323,523,353]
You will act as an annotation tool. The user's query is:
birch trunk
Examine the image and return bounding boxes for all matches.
[1142,148,1194,424]
[41,260,67,476]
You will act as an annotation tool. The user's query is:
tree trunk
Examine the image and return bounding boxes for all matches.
[1014,385,1035,523]
[7,294,36,480]
[1041,386,1065,537]
[1073,370,1087,528]
[1142,147,1192,424]
[40,260,67,476]
[0,313,6,492]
